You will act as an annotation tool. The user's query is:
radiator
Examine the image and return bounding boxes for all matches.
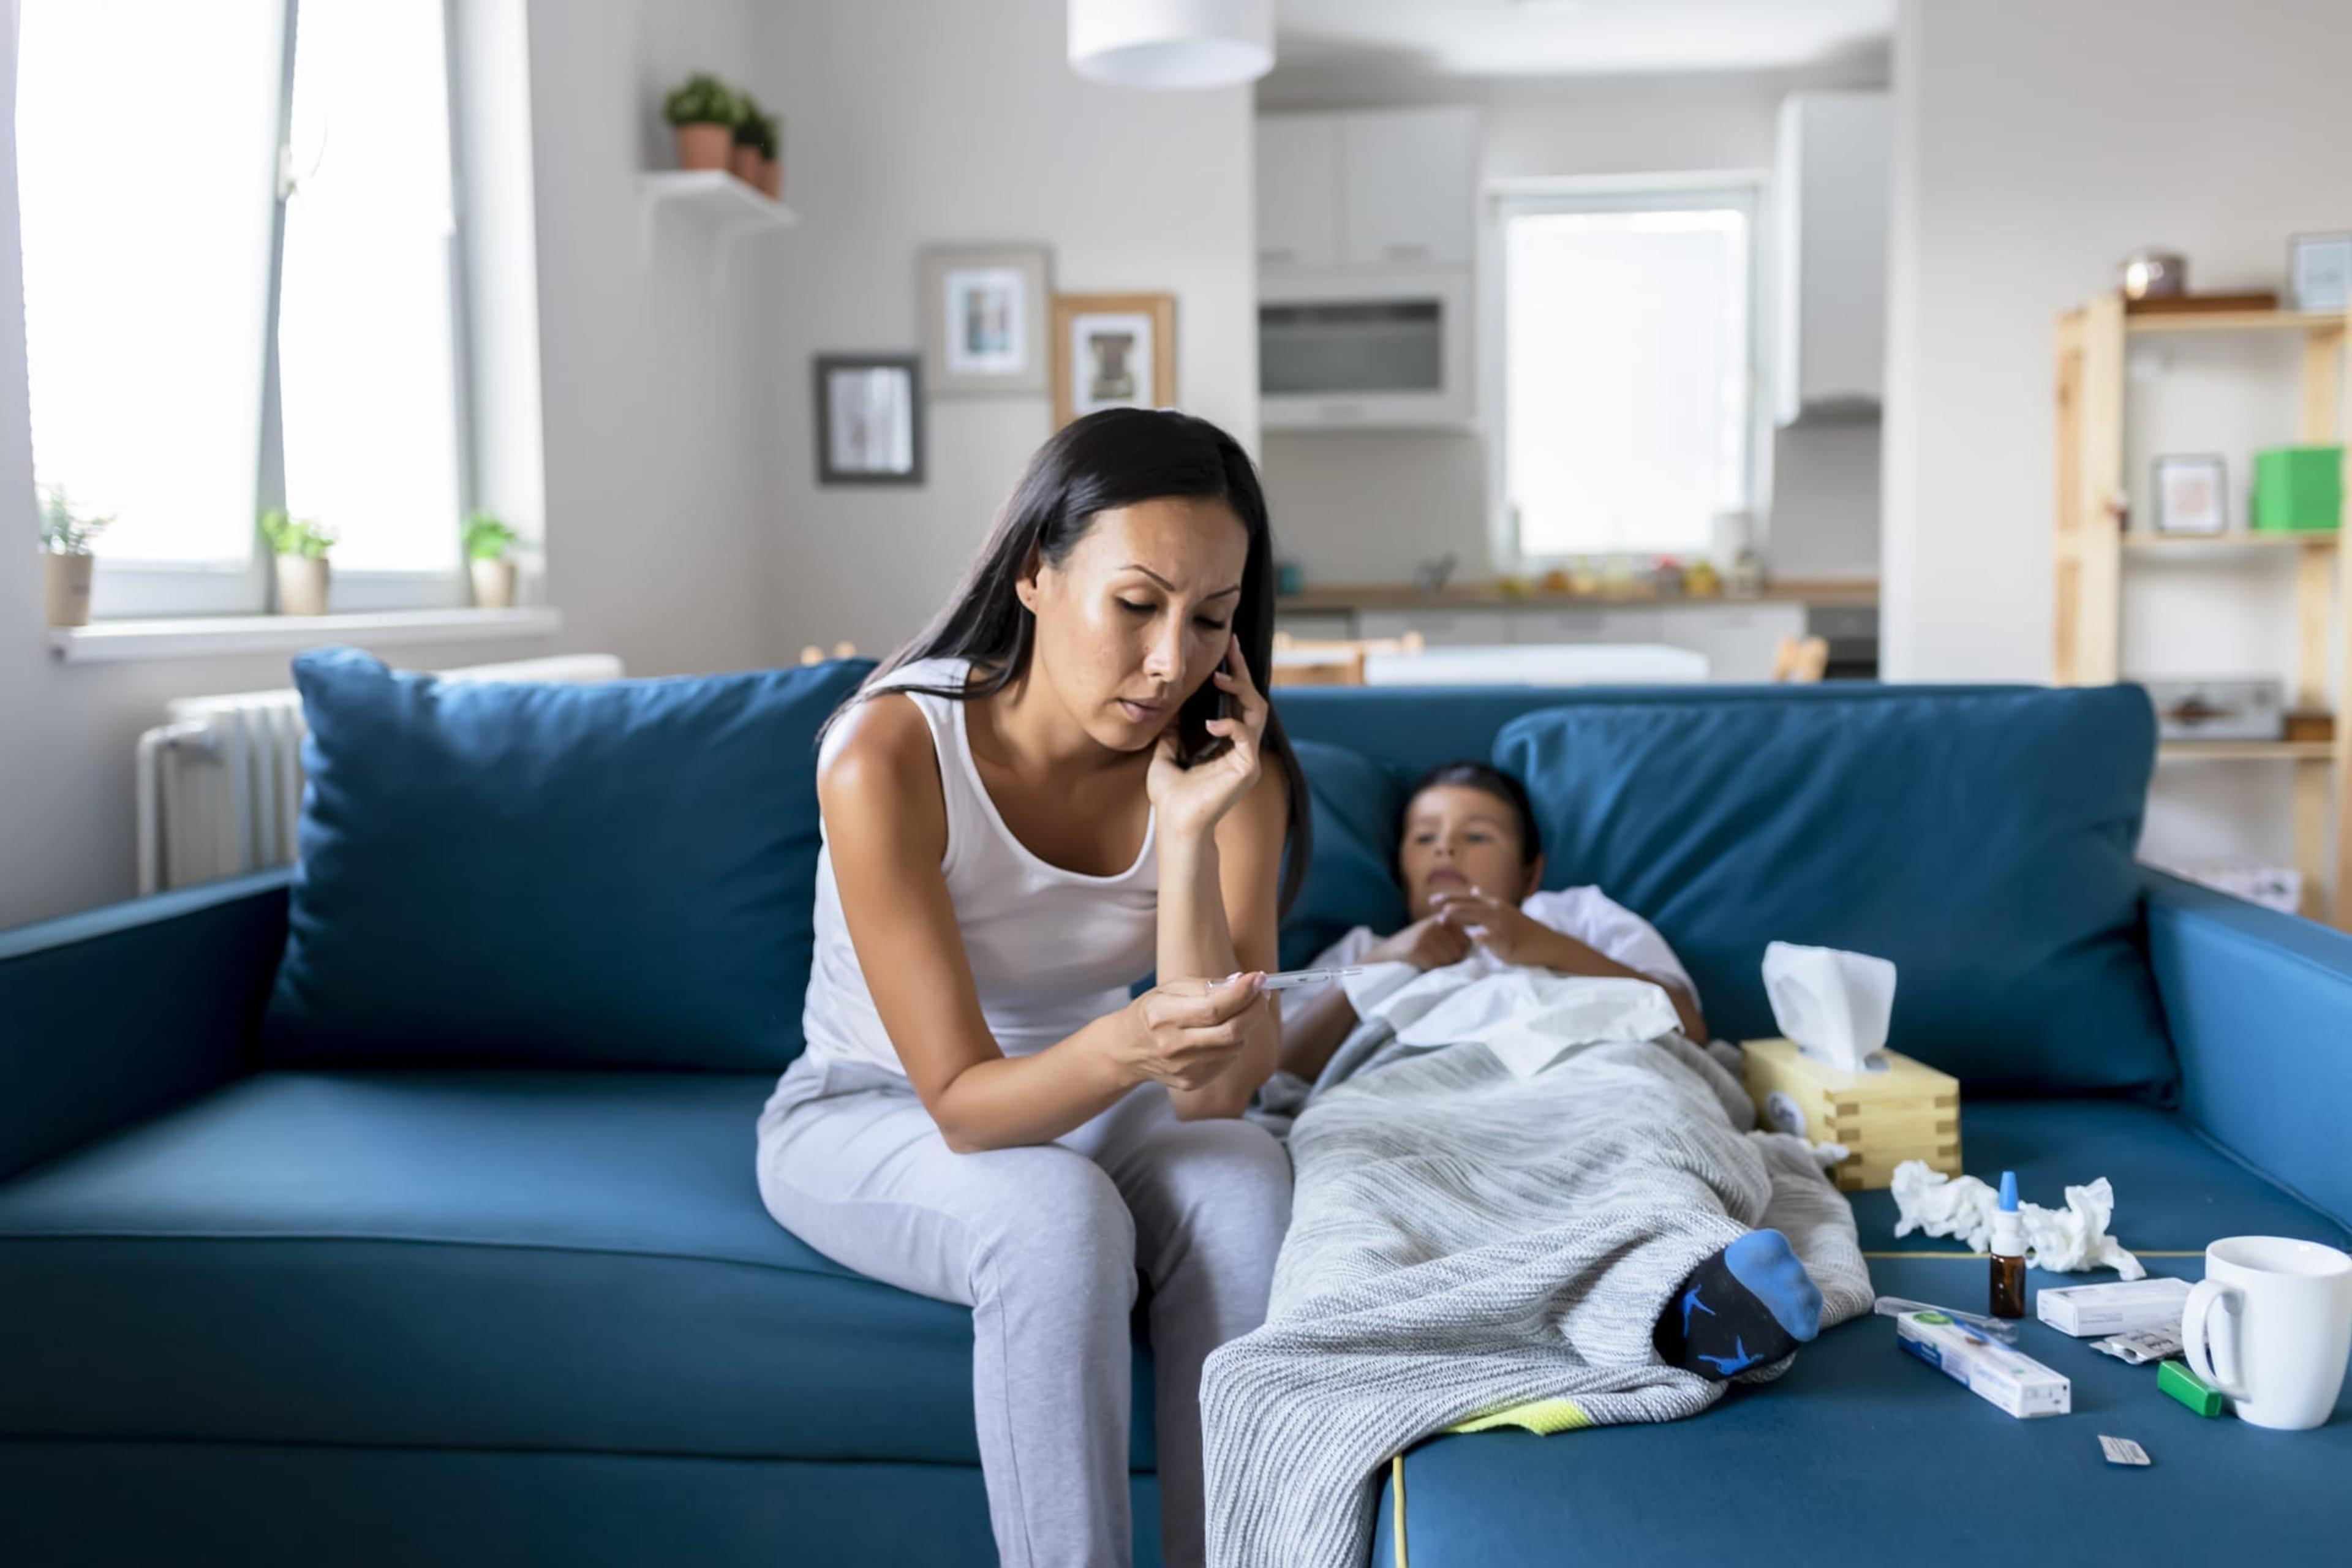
[135,652,624,896]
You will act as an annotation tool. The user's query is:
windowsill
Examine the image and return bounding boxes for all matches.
[48,606,563,664]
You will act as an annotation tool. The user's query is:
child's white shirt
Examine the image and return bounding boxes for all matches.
[1294,886,1697,1012]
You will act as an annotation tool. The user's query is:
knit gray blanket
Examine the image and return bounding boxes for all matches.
[1205,1019,1874,1568]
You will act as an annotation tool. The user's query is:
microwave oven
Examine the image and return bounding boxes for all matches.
[1258,269,1472,430]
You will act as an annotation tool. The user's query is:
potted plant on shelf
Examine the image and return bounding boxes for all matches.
[733,97,780,196]
[663,72,739,173]
[463,510,520,609]
[260,506,337,616]
[37,483,110,628]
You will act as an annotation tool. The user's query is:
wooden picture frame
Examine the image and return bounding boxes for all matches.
[1050,292,1177,429]
[921,244,1052,397]
[814,353,924,486]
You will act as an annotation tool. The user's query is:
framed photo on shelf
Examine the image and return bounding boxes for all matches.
[814,353,924,486]
[2288,232,2352,313]
[1050,292,1177,429]
[921,245,1052,396]
[2151,454,2228,535]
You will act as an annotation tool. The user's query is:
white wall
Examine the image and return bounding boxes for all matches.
[0,0,780,929]
[756,0,1259,660]
[1256,64,1886,587]
[1882,0,2352,872]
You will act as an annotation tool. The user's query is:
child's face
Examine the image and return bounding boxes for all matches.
[1397,784,1535,919]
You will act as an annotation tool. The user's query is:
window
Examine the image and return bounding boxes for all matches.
[1496,181,1757,564]
[18,0,470,617]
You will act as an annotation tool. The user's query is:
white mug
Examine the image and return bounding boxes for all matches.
[2181,1236,2352,1431]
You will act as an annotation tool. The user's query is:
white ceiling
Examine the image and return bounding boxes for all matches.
[1273,0,1896,80]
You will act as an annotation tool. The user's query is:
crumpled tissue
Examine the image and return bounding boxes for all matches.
[1762,941,1897,1074]
[1354,964,1682,1080]
[1889,1161,2146,1278]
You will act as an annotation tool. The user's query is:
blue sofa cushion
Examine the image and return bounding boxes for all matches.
[1372,1101,2352,1568]
[263,649,873,1071]
[1279,739,1411,971]
[0,1069,1156,1469]
[1494,688,2173,1095]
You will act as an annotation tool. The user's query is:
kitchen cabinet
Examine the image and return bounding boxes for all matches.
[1773,91,1890,425]
[1256,115,1341,270]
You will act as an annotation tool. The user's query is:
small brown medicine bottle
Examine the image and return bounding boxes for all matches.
[1988,1170,2026,1319]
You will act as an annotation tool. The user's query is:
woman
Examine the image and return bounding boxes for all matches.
[756,407,1310,1568]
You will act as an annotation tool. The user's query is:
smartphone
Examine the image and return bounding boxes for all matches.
[1176,653,1233,766]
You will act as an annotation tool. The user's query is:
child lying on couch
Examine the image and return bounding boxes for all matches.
[1278,759,1708,1085]
[1212,759,1866,1568]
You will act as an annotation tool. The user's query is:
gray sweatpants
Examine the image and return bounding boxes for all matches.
[756,1055,1294,1568]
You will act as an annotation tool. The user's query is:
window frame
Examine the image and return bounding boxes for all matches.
[1481,170,1770,574]
[36,0,479,619]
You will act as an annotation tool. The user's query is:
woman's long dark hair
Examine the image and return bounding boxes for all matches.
[834,407,1311,914]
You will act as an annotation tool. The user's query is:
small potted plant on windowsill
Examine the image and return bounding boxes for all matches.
[260,506,337,616]
[463,510,521,609]
[664,72,739,173]
[37,483,110,628]
[733,97,780,197]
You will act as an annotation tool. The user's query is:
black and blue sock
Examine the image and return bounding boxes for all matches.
[1654,1229,1823,1380]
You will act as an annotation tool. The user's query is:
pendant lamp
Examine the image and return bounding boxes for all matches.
[1068,0,1274,89]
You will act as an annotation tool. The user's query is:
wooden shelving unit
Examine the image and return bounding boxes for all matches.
[2054,296,2352,926]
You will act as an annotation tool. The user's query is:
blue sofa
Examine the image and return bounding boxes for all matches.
[2,657,2346,1567]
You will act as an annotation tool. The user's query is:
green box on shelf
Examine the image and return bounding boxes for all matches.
[2252,445,2342,533]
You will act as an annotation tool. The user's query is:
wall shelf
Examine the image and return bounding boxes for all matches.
[2158,739,2335,761]
[2054,293,2352,927]
[2120,529,2338,550]
[2125,308,2346,337]
[637,171,798,290]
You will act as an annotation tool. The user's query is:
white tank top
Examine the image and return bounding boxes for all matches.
[779,658,1160,1088]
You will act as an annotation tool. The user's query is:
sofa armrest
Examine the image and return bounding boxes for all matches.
[0,870,288,1181]
[2141,865,2352,1231]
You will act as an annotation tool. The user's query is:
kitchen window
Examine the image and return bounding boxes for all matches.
[1495,179,1758,564]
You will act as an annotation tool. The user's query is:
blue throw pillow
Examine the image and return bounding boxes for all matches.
[262,647,873,1071]
[1279,739,1411,970]
[1493,688,2174,1096]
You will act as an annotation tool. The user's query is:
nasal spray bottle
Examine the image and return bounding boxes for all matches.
[1989,1170,2027,1319]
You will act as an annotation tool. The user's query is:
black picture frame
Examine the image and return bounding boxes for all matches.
[814,353,924,486]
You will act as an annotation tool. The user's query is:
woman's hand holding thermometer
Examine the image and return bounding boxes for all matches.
[1237,965,1366,993]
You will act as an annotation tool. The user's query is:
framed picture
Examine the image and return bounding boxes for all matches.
[2152,454,2228,535]
[814,353,923,486]
[921,245,1052,396]
[1051,292,1177,428]
[2288,232,2352,314]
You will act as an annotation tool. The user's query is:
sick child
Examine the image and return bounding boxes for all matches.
[1278,759,1706,1083]
[1276,759,1822,1379]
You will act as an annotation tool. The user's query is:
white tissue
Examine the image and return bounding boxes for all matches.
[1383,968,1683,1080]
[1762,941,1897,1073]
[1888,1162,2146,1278]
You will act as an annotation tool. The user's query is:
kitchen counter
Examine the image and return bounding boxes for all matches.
[1275,579,1877,612]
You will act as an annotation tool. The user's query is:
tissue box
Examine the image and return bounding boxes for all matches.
[1742,1037,1962,1193]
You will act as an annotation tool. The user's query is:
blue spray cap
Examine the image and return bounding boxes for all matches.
[1998,1170,2019,1212]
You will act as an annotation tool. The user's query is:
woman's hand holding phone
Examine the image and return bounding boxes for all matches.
[1145,635,1268,844]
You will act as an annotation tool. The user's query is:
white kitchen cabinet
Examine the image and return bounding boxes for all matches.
[1665,603,1809,682]
[1272,611,1355,642]
[1256,115,1341,270]
[1341,107,1477,270]
[1355,608,1515,647]
[1506,608,1665,646]
[1773,91,1889,426]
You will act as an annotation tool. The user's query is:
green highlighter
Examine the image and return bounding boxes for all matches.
[2159,1358,2225,1417]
